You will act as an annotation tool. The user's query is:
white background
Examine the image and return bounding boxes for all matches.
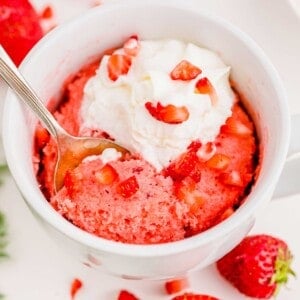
[0,0,300,299]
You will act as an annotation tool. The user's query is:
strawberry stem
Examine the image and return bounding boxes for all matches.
[272,248,296,296]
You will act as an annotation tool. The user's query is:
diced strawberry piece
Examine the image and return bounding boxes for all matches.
[40,5,53,19]
[145,101,158,118]
[189,194,205,213]
[35,125,50,149]
[221,117,252,137]
[219,170,244,187]
[195,77,217,106]
[165,278,189,295]
[174,177,204,213]
[187,140,202,152]
[170,60,202,81]
[123,35,140,56]
[116,176,139,198]
[158,104,189,124]
[174,177,196,201]
[195,77,213,94]
[95,164,118,185]
[167,150,199,181]
[206,154,230,170]
[91,0,102,7]
[107,54,132,81]
[197,142,216,162]
[171,293,219,300]
[145,102,189,124]
[118,290,139,300]
[70,278,83,300]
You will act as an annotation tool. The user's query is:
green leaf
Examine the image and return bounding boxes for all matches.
[0,211,7,299]
[0,164,8,298]
[0,212,7,258]
[272,247,296,296]
[0,164,8,185]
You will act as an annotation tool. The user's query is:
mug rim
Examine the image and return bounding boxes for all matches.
[2,0,290,257]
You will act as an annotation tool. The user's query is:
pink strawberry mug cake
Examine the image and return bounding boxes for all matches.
[3,1,290,278]
[34,37,259,244]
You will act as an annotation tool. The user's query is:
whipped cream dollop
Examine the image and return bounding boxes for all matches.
[80,39,235,170]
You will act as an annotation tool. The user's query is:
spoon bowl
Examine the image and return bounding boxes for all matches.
[54,134,128,191]
[0,46,129,192]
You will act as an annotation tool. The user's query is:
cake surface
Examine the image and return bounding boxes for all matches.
[34,38,258,244]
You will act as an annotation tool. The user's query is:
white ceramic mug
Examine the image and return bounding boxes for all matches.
[2,0,299,279]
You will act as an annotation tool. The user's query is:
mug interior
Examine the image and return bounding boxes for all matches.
[2,0,289,258]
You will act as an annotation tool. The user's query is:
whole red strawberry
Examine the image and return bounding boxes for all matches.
[171,293,218,300]
[216,234,295,299]
[118,290,139,300]
[0,0,43,65]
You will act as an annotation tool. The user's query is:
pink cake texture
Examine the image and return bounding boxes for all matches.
[34,39,259,244]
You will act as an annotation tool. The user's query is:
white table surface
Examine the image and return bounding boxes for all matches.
[0,0,300,299]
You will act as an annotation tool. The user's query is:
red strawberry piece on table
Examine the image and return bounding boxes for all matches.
[123,35,140,56]
[171,293,219,300]
[95,163,118,185]
[116,175,139,198]
[0,0,43,66]
[195,77,217,106]
[170,60,202,81]
[107,54,132,81]
[165,278,189,295]
[206,153,230,170]
[90,0,102,7]
[216,234,295,299]
[70,278,83,300]
[221,117,252,137]
[40,5,53,19]
[145,101,189,124]
[118,290,139,300]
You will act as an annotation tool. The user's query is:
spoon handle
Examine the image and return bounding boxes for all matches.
[0,46,66,139]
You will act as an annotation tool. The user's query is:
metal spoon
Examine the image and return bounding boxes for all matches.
[0,46,129,192]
